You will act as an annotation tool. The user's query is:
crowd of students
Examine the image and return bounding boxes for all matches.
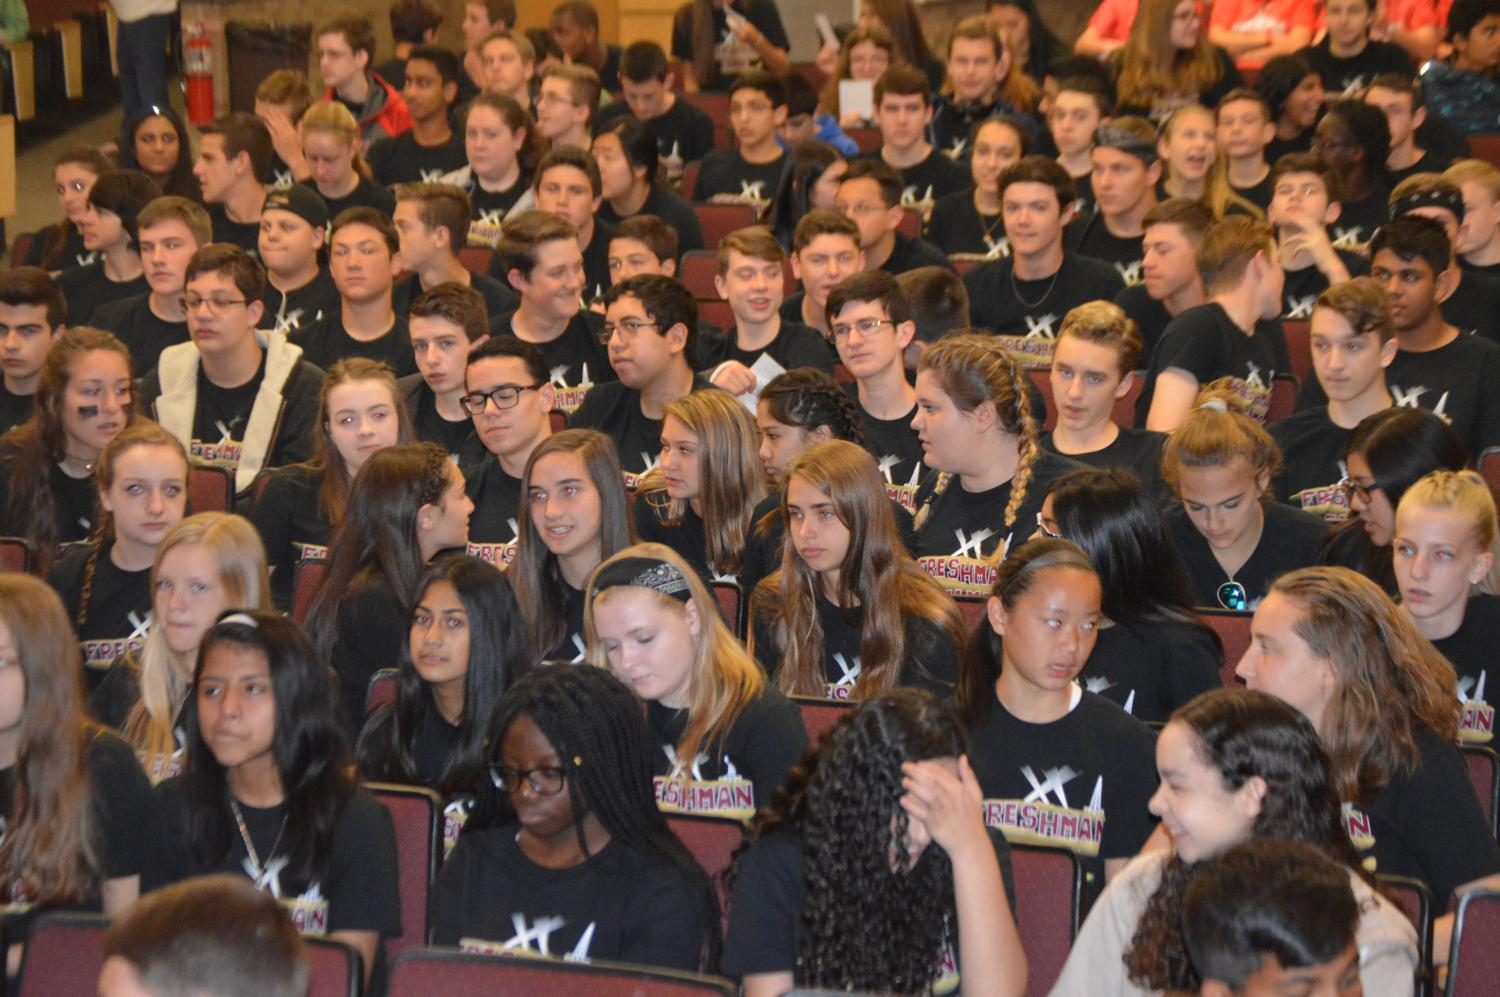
[9,0,1500,992]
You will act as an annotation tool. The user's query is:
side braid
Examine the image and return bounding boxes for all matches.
[998,353,1039,531]
[75,541,102,630]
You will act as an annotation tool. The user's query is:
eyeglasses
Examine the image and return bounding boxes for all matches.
[598,318,661,344]
[830,317,895,340]
[490,764,567,795]
[458,384,542,414]
[1035,511,1062,539]
[1337,475,1375,503]
[1217,581,1249,612]
[180,295,248,314]
[837,201,888,217]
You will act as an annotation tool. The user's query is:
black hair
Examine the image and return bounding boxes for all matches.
[768,141,845,247]
[1350,406,1470,504]
[1325,99,1391,182]
[1254,54,1320,120]
[407,43,461,88]
[620,39,670,83]
[729,69,787,108]
[596,115,660,186]
[986,0,1064,84]
[1448,0,1500,40]
[601,273,699,360]
[86,170,163,247]
[758,368,865,443]
[1045,54,1112,89]
[1369,213,1452,276]
[116,106,200,200]
[782,70,820,118]
[467,334,549,386]
[841,157,904,209]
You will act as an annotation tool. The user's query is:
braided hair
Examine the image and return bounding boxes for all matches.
[758,368,865,446]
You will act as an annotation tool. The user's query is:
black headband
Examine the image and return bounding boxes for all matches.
[1390,187,1465,222]
[1094,124,1160,167]
[590,556,692,602]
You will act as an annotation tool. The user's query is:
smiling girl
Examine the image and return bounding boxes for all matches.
[26,147,113,272]
[1156,104,1260,219]
[928,117,1028,258]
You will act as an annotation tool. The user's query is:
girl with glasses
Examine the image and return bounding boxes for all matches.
[430,663,718,969]
[1112,0,1242,122]
[1161,393,1328,610]
[1312,100,1392,250]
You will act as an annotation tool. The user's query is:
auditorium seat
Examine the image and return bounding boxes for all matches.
[1196,610,1251,689]
[387,949,736,995]
[792,695,854,744]
[1445,888,1500,995]
[368,783,442,958]
[1011,844,1088,997]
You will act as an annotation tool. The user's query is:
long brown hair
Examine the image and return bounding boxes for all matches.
[752,441,961,699]
[306,358,414,526]
[819,23,899,117]
[1114,0,1225,114]
[464,91,544,181]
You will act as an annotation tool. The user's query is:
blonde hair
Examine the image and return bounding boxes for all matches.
[584,543,765,768]
[1397,469,1500,595]
[1057,300,1142,377]
[1161,392,1283,499]
[1158,106,1263,220]
[1444,159,1500,201]
[299,101,372,180]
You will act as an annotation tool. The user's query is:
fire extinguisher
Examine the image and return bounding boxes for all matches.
[184,22,214,125]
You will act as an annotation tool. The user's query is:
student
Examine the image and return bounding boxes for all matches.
[0,329,133,571]
[535,64,599,153]
[928,15,1036,160]
[586,543,806,819]
[1240,566,1500,949]
[478,29,535,106]
[430,662,717,965]
[1217,89,1277,211]
[1042,469,1221,721]
[549,1,620,92]
[296,103,396,223]
[1385,173,1500,337]
[593,117,705,253]
[1156,105,1256,220]
[963,157,1124,365]
[375,0,443,92]
[1209,0,1317,69]
[458,337,557,563]
[0,267,65,435]
[511,429,634,663]
[1446,158,1500,274]
[1366,74,1450,188]
[117,107,199,204]
[1049,76,1111,217]
[1315,100,1393,249]
[898,266,973,362]
[929,117,1026,259]
[91,513,272,781]
[1111,0,1243,121]
[606,215,680,284]
[1051,688,1419,995]
[532,147,614,303]
[193,113,273,254]
[670,0,790,93]
[958,538,1158,878]
[571,276,709,485]
[294,208,415,378]
[725,690,1025,996]
[0,575,165,945]
[692,71,789,218]
[443,92,540,249]
[1273,279,1395,522]
[307,442,473,734]
[1302,0,1413,95]
[252,359,411,610]
[1417,0,1500,137]
[461,0,517,97]
[401,283,486,459]
[1077,0,1136,58]
[49,423,189,690]
[815,21,894,129]
[92,197,207,377]
[1257,54,1324,163]
[256,185,339,338]
[1065,118,1160,285]
[767,143,849,250]
[141,245,323,496]
[492,210,611,412]
[1141,216,1289,430]
[782,210,865,340]
[56,170,156,326]
[909,335,1082,599]
[1116,197,1213,371]
[391,182,519,324]
[159,611,401,984]
[314,16,411,145]
[255,70,316,190]
[98,875,309,997]
[750,440,961,701]
[25,146,113,273]
[869,65,969,223]
[835,159,951,277]
[1395,470,1500,744]
[1267,154,1364,321]
[597,41,715,190]
[1163,398,1329,609]
[369,46,467,186]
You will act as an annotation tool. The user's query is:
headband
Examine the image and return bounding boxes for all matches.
[1094,124,1160,167]
[590,556,692,602]
[218,612,259,628]
[1390,187,1465,222]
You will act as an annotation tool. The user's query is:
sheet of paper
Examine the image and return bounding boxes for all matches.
[815,13,839,49]
[736,353,788,412]
[840,79,874,121]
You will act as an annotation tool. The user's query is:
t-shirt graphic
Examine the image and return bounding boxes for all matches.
[918,524,1011,599]
[1458,671,1493,744]
[467,516,519,567]
[246,857,331,936]
[983,764,1107,857]
[463,912,599,961]
[653,745,757,821]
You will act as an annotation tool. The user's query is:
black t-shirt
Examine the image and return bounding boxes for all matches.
[0,450,99,546]
[964,254,1126,368]
[1299,39,1414,96]
[1113,283,1174,373]
[207,204,262,255]
[597,98,716,191]
[912,450,1085,599]
[847,390,925,512]
[1331,183,1392,251]
[581,219,616,306]
[1039,427,1167,499]
[698,320,834,376]
[367,131,468,186]
[568,375,714,486]
[1138,302,1290,424]
[1460,257,1500,277]
[328,575,410,736]
[645,690,807,821]
[88,658,194,779]
[634,500,724,583]
[55,261,149,327]
[670,0,790,92]
[259,269,341,337]
[690,149,785,217]
[1442,269,1500,340]
[1231,173,1274,212]
[1080,619,1222,724]
[47,541,153,691]
[465,175,532,249]
[1266,124,1311,164]
[1065,213,1145,287]
[0,382,34,436]
[880,233,953,276]
[403,377,479,460]
[190,356,265,471]
[319,176,397,220]
[543,584,589,664]
[492,309,613,413]
[878,148,970,222]
[1270,405,1356,522]
[928,189,1009,259]
[1344,723,1500,908]
[1382,335,1500,456]
[432,825,707,969]
[1430,593,1500,745]
[393,271,519,332]
[967,690,1158,873]
[293,313,417,378]
[91,293,189,377]
[1389,150,1454,188]
[249,463,331,611]
[598,184,706,255]
[1166,500,1329,609]
[1280,250,1370,319]
[464,457,522,567]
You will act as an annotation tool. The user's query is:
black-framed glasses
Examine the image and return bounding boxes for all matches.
[1337,475,1375,504]
[1035,511,1062,539]
[180,295,248,314]
[830,317,895,340]
[1217,581,1249,612]
[490,765,567,795]
[459,384,541,415]
[598,318,661,344]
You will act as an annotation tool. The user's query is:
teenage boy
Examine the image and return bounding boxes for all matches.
[493,210,611,413]
[1418,0,1500,136]
[1217,89,1277,210]
[315,16,412,144]
[825,271,925,510]
[596,41,715,190]
[1271,277,1395,521]
[1300,0,1413,95]
[392,182,519,326]
[404,282,486,459]
[367,45,467,185]
[0,268,64,434]
[785,210,865,340]
[692,71,787,218]
[1141,216,1289,431]
[897,266,970,363]
[376,0,443,91]
[256,185,339,337]
[1065,117,1160,286]
[293,207,416,377]
[1267,153,1363,319]
[571,274,711,485]
[868,65,969,222]
[701,226,834,395]
[1365,73,1451,186]
[140,244,323,496]
[194,114,272,254]
[549,1,620,92]
[608,215,679,283]
[93,197,209,375]
[928,16,1034,160]
[963,156,1124,367]
[1049,76,1112,217]
[1116,198,1212,371]
[1447,158,1500,274]
[1387,173,1500,337]
[56,170,156,325]
[535,64,599,153]
[462,0,517,97]
[460,335,556,564]
[479,29,534,105]
[530,147,614,303]
[835,160,951,277]
[255,70,314,190]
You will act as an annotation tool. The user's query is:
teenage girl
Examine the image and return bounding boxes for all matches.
[449,93,541,248]
[767,142,848,248]
[298,102,396,219]
[593,117,705,252]
[1156,104,1260,218]
[819,22,895,127]
[1112,0,1241,121]
[928,117,1028,258]
[26,146,113,271]
[117,106,200,201]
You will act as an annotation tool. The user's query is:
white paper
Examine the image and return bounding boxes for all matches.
[840,79,874,121]
[815,13,839,49]
[736,353,788,412]
[723,7,750,31]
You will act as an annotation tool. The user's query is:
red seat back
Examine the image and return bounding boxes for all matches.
[846,126,881,154]
[668,813,745,932]
[457,246,494,278]
[387,949,736,995]
[691,203,758,248]
[1267,372,1297,424]
[8,231,35,269]
[1462,744,1500,839]
[957,598,989,639]
[189,463,234,512]
[368,783,442,958]
[1197,610,1251,689]
[1446,888,1500,995]
[291,559,329,624]
[1010,845,1086,997]
[1468,134,1500,168]
[18,912,108,997]
[710,580,744,639]
[898,206,921,238]
[366,668,400,717]
[699,300,735,329]
[1376,874,1432,992]
[1281,319,1312,384]
[793,696,854,745]
[0,537,32,574]
[679,249,719,299]
[681,160,702,201]
[1479,447,1500,507]
[306,936,361,997]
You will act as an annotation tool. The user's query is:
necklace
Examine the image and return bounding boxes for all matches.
[57,454,95,477]
[230,797,287,883]
[1010,264,1061,310]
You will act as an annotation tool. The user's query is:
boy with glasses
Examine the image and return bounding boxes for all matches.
[405,282,488,460]
[691,71,787,218]
[315,15,412,144]
[535,64,599,153]
[294,207,416,376]
[835,159,951,277]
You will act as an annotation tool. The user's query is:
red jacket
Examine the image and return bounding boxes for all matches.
[323,71,411,144]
